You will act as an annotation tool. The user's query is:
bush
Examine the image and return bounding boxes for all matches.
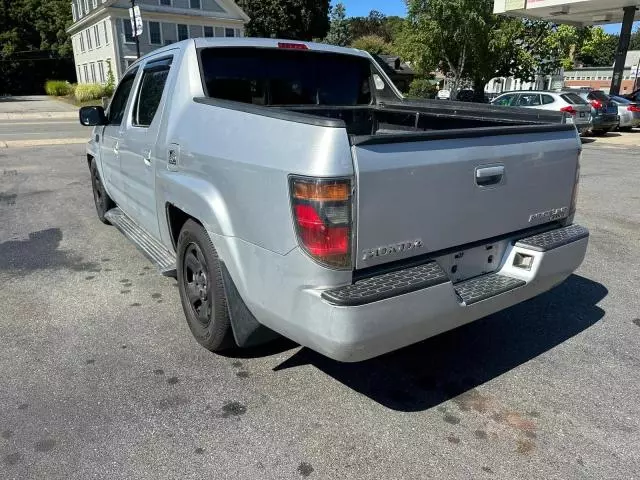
[407,78,438,99]
[351,35,394,55]
[45,80,73,96]
[75,83,108,102]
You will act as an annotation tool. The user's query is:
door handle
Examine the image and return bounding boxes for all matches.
[476,165,505,187]
[142,149,152,166]
[113,141,119,155]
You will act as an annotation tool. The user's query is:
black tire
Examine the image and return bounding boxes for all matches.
[591,129,606,136]
[619,126,632,132]
[177,219,234,352]
[90,158,115,224]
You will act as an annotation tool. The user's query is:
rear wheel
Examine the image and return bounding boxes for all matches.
[177,220,234,352]
[90,158,115,224]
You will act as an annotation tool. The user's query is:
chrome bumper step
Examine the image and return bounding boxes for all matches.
[454,274,525,306]
[105,208,177,277]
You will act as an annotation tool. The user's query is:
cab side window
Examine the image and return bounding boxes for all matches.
[133,56,173,127]
[494,94,515,106]
[107,69,138,126]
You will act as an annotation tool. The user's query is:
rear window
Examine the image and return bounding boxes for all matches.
[561,93,588,105]
[587,90,609,102]
[199,47,374,106]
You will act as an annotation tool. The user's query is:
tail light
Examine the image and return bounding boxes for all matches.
[589,99,603,110]
[290,177,353,269]
[560,106,577,116]
[278,42,308,50]
[628,105,640,112]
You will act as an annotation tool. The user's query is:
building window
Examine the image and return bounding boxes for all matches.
[77,66,82,83]
[125,58,137,69]
[177,24,188,41]
[123,18,135,43]
[204,26,214,37]
[190,0,201,9]
[97,61,105,82]
[149,21,162,45]
[79,33,85,52]
[92,0,97,7]
[72,3,77,21]
[225,28,235,38]
[215,27,224,37]
[235,28,242,38]
[83,64,89,83]
[94,25,101,47]
[86,29,93,49]
[159,0,171,5]
[83,0,89,14]
[90,63,97,82]
[104,20,110,44]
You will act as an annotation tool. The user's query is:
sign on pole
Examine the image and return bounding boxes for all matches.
[129,6,143,37]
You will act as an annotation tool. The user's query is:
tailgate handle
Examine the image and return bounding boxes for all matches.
[476,165,505,187]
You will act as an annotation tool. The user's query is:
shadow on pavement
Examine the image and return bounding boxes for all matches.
[274,274,607,412]
[581,138,597,144]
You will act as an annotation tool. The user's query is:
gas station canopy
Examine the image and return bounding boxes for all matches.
[494,0,640,26]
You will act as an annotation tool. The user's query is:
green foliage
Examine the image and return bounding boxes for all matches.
[44,80,72,96]
[577,27,618,67]
[348,11,404,43]
[406,78,437,99]
[236,0,330,41]
[351,35,394,55]
[324,3,351,47]
[105,60,116,97]
[75,83,109,102]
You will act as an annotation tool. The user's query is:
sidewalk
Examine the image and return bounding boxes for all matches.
[0,95,77,120]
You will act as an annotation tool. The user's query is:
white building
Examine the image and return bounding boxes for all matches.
[67,0,249,84]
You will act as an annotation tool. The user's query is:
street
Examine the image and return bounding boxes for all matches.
[1,109,640,479]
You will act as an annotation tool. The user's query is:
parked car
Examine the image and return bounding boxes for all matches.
[566,89,619,136]
[610,95,640,130]
[78,38,588,363]
[490,90,592,134]
[623,87,640,103]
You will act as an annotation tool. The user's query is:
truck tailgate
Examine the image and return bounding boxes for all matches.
[353,127,580,269]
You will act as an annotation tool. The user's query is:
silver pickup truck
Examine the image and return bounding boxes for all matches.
[79,38,589,362]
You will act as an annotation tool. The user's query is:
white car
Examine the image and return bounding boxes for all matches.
[491,91,592,134]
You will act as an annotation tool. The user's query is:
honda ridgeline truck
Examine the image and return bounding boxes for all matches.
[79,39,589,362]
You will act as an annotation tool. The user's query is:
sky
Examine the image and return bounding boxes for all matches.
[338,0,639,35]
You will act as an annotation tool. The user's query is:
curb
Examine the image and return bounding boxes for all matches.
[0,112,78,121]
[0,138,88,148]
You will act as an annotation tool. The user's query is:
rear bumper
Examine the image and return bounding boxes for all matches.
[292,225,589,362]
[593,115,619,130]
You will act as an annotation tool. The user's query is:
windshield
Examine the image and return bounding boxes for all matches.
[199,47,376,106]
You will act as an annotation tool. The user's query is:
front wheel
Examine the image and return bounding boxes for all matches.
[90,158,115,224]
[177,220,234,352]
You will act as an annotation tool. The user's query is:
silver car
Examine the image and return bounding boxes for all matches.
[491,90,592,134]
[610,95,640,130]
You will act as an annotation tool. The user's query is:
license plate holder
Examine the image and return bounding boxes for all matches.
[436,242,508,283]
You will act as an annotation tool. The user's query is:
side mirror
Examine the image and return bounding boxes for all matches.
[79,106,107,126]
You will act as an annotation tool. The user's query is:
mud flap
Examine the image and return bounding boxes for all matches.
[220,263,280,348]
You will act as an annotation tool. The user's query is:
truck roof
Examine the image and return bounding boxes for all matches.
[128,38,371,69]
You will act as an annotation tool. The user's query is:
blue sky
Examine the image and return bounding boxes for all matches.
[338,0,639,35]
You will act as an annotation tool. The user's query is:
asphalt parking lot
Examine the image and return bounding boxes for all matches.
[1,117,639,479]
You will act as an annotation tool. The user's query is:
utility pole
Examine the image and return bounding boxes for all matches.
[610,6,637,96]
[131,0,141,59]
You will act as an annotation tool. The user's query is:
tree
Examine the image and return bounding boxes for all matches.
[324,3,350,47]
[577,27,618,67]
[403,0,493,97]
[351,35,394,55]
[236,0,330,41]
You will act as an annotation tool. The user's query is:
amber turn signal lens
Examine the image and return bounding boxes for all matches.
[293,182,350,202]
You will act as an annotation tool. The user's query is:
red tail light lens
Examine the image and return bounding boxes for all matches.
[290,177,352,269]
[278,42,308,50]
[589,99,603,110]
[628,105,640,112]
[560,106,577,116]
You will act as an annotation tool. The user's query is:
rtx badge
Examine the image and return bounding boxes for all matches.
[362,240,424,261]
[529,207,569,223]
